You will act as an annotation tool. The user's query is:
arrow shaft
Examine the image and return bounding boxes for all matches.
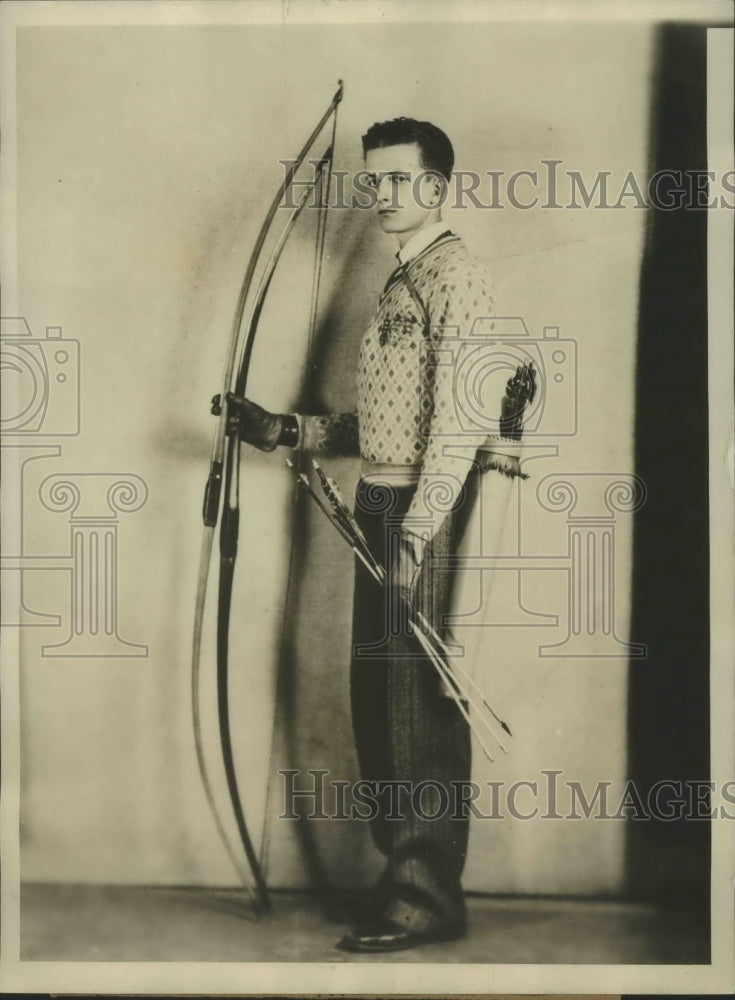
[292,465,507,760]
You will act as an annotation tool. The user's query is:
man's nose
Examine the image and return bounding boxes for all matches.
[376,176,396,205]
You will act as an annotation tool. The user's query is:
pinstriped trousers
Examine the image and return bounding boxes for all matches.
[350,476,472,933]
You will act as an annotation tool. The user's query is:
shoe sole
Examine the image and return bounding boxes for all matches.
[336,927,466,954]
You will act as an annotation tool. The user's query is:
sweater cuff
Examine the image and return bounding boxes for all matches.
[478,436,527,479]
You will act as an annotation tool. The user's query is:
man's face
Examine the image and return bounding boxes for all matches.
[363,142,442,245]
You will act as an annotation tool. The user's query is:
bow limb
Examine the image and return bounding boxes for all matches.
[190,525,261,902]
[233,150,332,394]
[202,80,343,527]
[216,430,272,911]
[191,82,343,907]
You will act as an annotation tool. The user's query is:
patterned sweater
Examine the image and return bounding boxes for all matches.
[300,231,520,538]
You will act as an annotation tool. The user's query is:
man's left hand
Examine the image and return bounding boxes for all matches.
[390,530,428,612]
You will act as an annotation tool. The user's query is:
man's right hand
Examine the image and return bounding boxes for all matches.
[225,393,296,451]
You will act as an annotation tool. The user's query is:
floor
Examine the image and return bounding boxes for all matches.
[20,884,709,964]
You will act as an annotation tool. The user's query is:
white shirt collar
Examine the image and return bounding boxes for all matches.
[396,221,451,266]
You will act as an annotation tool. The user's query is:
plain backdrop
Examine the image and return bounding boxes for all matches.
[12,18,652,893]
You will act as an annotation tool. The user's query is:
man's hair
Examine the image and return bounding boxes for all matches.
[361,117,454,181]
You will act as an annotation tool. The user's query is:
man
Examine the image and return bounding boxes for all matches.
[227,118,523,952]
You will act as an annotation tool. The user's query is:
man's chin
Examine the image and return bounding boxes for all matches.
[377,212,403,232]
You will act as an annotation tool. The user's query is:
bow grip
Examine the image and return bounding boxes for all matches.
[202,461,223,527]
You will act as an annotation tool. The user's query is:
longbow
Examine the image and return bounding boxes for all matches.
[191,81,344,914]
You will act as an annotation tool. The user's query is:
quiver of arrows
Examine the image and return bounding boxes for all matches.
[499,361,537,442]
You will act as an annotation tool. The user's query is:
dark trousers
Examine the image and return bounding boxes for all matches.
[350,477,472,932]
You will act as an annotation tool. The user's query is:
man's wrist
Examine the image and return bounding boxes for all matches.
[277,413,300,448]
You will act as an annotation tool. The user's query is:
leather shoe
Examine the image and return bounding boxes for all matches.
[336,916,465,953]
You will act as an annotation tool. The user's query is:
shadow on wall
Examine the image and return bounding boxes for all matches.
[627,22,710,916]
[262,211,380,891]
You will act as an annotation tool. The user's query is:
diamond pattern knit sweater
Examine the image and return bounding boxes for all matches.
[301,233,520,538]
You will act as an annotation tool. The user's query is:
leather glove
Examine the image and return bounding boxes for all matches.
[389,529,428,614]
[224,392,299,451]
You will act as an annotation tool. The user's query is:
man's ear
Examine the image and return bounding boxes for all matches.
[430,172,448,207]
[417,170,447,209]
